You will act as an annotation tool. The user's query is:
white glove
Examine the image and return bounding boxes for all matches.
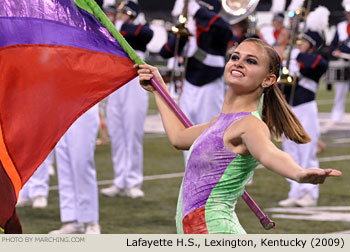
[188,0,200,16]
[288,48,301,76]
[115,20,123,31]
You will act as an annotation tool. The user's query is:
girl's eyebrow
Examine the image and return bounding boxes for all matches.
[233,51,259,60]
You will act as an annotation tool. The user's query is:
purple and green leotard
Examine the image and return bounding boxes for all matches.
[176,111,261,234]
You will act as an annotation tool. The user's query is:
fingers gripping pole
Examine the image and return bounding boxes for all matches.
[150,77,275,230]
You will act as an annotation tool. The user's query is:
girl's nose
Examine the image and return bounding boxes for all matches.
[233,60,243,68]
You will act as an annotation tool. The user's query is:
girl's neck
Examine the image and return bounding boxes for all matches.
[222,88,261,114]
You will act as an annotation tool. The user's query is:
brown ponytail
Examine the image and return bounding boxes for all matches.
[243,38,311,144]
[262,85,311,143]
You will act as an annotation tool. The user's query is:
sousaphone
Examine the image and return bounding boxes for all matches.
[220,0,260,25]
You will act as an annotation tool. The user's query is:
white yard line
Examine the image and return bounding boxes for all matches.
[329,230,350,234]
[317,99,349,105]
[48,155,350,191]
[331,138,350,144]
[265,207,350,223]
[318,155,350,162]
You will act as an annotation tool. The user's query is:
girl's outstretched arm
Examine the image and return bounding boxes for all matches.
[135,64,216,150]
[239,116,342,184]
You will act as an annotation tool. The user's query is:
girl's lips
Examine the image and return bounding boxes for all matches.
[231,69,244,77]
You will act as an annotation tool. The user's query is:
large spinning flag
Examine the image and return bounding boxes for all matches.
[0,0,144,233]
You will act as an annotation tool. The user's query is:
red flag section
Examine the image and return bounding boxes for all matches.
[0,44,136,232]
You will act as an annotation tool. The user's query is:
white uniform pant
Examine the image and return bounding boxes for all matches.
[331,82,349,123]
[179,77,225,161]
[19,155,51,199]
[106,77,148,189]
[55,106,99,223]
[282,101,319,200]
[46,151,55,167]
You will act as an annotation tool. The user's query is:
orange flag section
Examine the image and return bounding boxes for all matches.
[0,44,136,188]
[0,161,18,230]
[0,128,21,198]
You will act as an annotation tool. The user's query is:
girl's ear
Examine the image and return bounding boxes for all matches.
[263,73,277,88]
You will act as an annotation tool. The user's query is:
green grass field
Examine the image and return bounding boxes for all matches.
[16,82,350,234]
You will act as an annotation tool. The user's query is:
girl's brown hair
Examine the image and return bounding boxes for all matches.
[243,38,311,144]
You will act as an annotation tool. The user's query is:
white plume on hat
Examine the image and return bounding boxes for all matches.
[172,0,184,17]
[271,0,286,13]
[306,6,330,33]
[342,0,350,12]
[102,0,116,8]
[287,0,304,12]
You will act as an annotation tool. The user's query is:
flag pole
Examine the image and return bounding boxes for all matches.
[78,0,275,230]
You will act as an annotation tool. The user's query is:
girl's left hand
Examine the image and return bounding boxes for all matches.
[134,64,166,93]
[296,168,342,184]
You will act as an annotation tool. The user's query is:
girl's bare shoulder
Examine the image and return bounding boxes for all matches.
[234,114,270,136]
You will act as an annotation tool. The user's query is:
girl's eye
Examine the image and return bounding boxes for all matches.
[231,54,239,61]
[247,58,257,64]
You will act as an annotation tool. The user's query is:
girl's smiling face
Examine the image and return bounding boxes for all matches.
[225,41,273,94]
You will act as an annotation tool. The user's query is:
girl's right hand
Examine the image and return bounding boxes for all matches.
[295,168,342,184]
[134,64,165,92]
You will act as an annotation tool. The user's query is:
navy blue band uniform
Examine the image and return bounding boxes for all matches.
[282,52,328,106]
[327,3,350,123]
[160,4,232,87]
[120,22,153,52]
[160,0,232,163]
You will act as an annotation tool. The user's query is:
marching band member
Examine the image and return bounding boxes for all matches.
[273,27,291,60]
[260,12,285,46]
[328,0,350,124]
[159,0,232,162]
[278,6,330,207]
[227,17,261,51]
[16,155,51,209]
[228,18,250,49]
[101,0,154,198]
[50,106,101,234]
